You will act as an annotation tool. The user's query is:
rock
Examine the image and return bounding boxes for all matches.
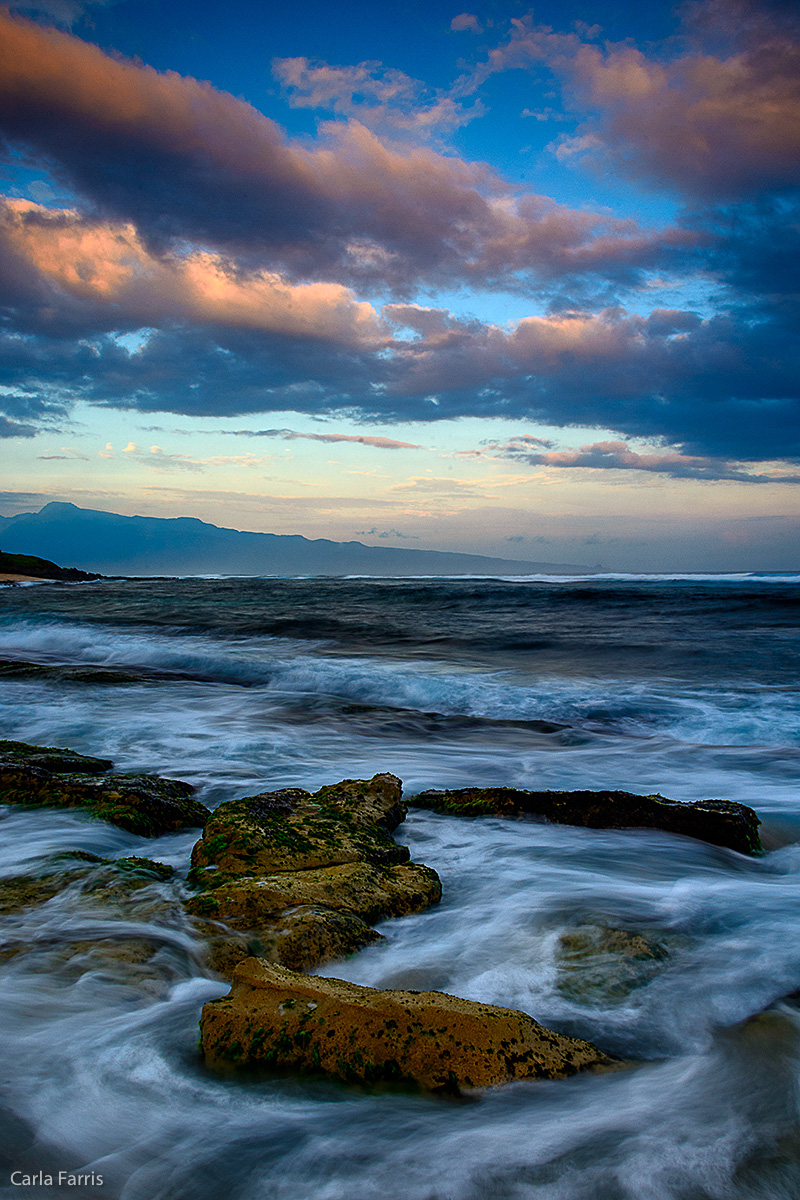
[411,786,762,855]
[0,739,208,836]
[0,740,112,774]
[200,959,613,1090]
[248,906,383,972]
[0,854,177,919]
[186,860,441,927]
[0,659,144,685]
[190,774,409,878]
[555,924,671,1003]
[0,870,85,916]
[0,854,184,984]
[188,774,441,975]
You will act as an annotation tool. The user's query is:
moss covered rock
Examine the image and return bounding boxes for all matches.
[0,740,112,774]
[0,739,208,836]
[188,774,441,975]
[190,774,408,878]
[200,959,613,1090]
[411,786,761,855]
[0,853,176,919]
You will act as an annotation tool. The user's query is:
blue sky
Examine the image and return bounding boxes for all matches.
[0,0,798,570]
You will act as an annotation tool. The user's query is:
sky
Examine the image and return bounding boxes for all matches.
[0,0,798,571]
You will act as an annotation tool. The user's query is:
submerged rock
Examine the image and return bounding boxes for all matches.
[555,924,671,1004]
[0,739,208,836]
[411,786,762,855]
[188,774,441,974]
[0,659,145,685]
[0,853,177,919]
[0,852,184,985]
[0,740,112,774]
[200,959,613,1090]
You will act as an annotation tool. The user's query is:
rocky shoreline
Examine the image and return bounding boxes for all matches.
[0,738,764,1093]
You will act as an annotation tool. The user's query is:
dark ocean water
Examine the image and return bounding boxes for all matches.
[1,574,799,1200]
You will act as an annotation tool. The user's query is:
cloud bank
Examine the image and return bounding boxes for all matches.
[0,1,797,481]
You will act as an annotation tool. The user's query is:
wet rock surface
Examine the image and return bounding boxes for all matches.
[411,786,762,855]
[0,739,209,836]
[200,959,613,1090]
[555,924,672,1004]
[0,853,176,919]
[0,658,146,685]
[188,773,442,975]
[0,853,187,989]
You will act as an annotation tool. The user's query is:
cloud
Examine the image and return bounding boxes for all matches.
[450,14,482,33]
[0,414,38,437]
[0,12,681,296]
[229,429,423,449]
[272,56,476,137]
[0,6,796,472]
[0,200,383,347]
[99,443,274,473]
[490,438,800,483]
[2,290,798,463]
[470,1,800,199]
[37,445,88,460]
[354,527,420,539]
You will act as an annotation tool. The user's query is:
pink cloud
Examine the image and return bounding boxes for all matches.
[0,10,681,292]
[450,14,483,34]
[0,200,384,347]
[258,429,424,449]
[467,2,800,197]
[488,438,800,483]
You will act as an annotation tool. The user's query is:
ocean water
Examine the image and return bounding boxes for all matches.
[0,574,799,1200]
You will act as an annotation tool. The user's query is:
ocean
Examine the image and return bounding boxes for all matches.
[1,573,799,1200]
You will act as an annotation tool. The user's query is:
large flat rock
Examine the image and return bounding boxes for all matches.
[411,786,761,855]
[200,959,612,1091]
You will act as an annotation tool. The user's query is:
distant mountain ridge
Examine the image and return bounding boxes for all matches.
[0,502,586,577]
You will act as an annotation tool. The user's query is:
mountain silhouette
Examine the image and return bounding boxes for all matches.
[0,503,585,577]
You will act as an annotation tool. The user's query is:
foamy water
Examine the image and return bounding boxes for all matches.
[1,576,799,1199]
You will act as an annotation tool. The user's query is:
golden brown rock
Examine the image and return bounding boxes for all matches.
[185,861,441,928]
[200,959,612,1091]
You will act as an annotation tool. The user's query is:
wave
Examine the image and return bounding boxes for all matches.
[341,572,800,584]
[0,616,798,750]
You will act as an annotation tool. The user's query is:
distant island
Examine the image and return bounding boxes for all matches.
[0,502,586,577]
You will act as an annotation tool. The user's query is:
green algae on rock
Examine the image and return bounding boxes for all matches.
[0,740,113,774]
[0,739,209,837]
[410,786,762,855]
[200,959,613,1091]
[188,774,442,975]
[190,774,410,878]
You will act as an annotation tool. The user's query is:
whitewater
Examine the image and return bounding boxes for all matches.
[0,574,799,1200]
